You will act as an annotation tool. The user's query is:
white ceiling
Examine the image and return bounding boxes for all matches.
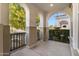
[32,3,69,12]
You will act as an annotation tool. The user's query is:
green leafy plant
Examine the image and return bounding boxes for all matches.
[36,16,40,27]
[49,29,70,43]
[9,3,26,30]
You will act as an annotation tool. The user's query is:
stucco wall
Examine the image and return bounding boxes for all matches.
[0,3,10,56]
[0,3,9,25]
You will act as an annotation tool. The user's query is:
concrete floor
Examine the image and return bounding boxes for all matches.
[10,40,71,56]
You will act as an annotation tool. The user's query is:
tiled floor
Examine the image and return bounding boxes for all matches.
[10,40,71,56]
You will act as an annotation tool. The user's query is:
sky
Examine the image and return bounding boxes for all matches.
[48,13,58,26]
[48,12,64,26]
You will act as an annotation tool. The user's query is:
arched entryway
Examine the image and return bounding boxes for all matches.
[9,3,26,51]
[48,12,71,43]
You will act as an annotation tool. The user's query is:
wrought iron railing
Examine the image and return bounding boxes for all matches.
[10,32,26,51]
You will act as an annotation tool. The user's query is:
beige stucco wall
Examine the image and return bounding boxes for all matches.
[26,4,46,27]
[64,6,72,16]
[0,3,9,25]
[0,3,10,56]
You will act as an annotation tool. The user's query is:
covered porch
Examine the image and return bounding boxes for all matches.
[0,3,79,56]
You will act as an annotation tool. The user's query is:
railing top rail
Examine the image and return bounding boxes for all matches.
[10,32,26,35]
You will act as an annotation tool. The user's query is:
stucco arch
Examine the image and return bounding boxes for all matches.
[46,10,72,40]
[47,11,71,21]
[46,10,72,29]
[19,4,46,48]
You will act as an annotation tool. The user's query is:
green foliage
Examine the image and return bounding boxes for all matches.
[36,16,40,27]
[9,3,26,30]
[9,3,40,30]
[49,29,70,43]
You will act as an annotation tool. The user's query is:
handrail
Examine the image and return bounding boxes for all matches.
[10,32,26,51]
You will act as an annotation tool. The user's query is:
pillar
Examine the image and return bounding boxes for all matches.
[39,13,48,41]
[39,13,44,41]
[28,11,37,48]
[0,3,10,56]
[72,3,78,49]
[24,5,38,48]
[43,13,49,41]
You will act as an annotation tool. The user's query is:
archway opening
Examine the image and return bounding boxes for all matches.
[9,3,26,51]
[48,12,70,43]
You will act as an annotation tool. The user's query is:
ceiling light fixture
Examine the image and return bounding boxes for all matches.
[50,4,54,7]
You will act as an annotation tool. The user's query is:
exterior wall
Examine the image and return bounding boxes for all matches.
[0,3,10,56]
[64,6,72,16]
[0,4,9,25]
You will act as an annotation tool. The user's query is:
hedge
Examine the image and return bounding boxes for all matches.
[49,29,70,43]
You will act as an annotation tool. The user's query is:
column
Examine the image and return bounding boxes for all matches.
[26,8,37,48]
[39,13,48,41]
[43,13,49,41]
[20,4,38,48]
[78,4,79,49]
[72,3,78,49]
[39,13,44,41]
[0,3,10,56]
